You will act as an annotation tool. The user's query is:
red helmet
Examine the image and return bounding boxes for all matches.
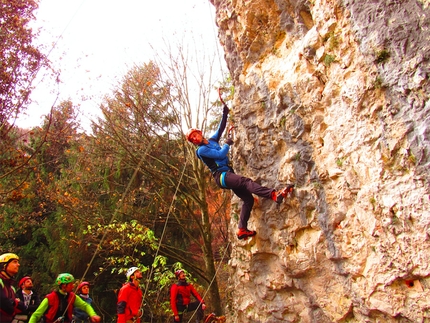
[77,281,90,293]
[185,128,202,142]
[19,276,32,288]
[175,269,185,279]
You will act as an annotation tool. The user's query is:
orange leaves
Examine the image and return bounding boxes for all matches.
[0,0,47,125]
[8,189,24,202]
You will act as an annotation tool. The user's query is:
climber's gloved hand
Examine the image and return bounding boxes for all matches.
[223,104,230,115]
[225,138,234,146]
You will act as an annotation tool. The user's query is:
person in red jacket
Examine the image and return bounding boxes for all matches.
[116,267,143,323]
[170,270,205,323]
[0,253,26,323]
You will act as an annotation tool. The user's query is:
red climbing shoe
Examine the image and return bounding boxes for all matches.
[237,228,257,240]
[272,184,295,204]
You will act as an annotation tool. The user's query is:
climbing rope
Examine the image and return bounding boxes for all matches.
[58,136,156,320]
[186,241,231,323]
[138,158,189,317]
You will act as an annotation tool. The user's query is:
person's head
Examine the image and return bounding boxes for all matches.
[126,266,142,282]
[175,269,186,281]
[19,276,33,290]
[0,253,20,277]
[186,128,203,145]
[77,281,90,295]
[56,273,75,293]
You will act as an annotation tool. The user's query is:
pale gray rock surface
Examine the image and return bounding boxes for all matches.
[210,0,430,321]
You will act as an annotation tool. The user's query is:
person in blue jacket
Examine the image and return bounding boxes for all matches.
[186,103,294,240]
[72,281,92,323]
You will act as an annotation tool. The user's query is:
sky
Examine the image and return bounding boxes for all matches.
[17,0,225,130]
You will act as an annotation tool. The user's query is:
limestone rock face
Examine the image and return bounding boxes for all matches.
[210,0,430,321]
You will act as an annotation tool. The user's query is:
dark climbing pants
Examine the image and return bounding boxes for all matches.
[173,301,204,322]
[213,171,274,229]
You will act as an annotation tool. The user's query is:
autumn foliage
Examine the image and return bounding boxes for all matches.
[0,0,47,127]
[0,3,230,320]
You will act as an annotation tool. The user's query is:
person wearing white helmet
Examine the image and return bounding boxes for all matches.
[0,253,26,323]
[116,267,143,323]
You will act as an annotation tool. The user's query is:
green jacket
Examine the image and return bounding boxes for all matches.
[29,290,97,323]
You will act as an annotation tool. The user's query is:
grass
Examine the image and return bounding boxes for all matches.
[323,31,339,51]
[279,116,286,128]
[374,76,384,89]
[408,154,416,165]
[324,54,336,66]
[375,49,390,64]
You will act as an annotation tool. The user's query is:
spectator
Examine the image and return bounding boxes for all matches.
[0,253,26,323]
[116,267,143,323]
[15,276,40,322]
[170,270,205,323]
[28,273,100,323]
[72,281,92,323]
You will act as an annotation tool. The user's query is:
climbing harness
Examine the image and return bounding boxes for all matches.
[219,172,228,188]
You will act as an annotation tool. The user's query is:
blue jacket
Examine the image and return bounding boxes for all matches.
[73,294,92,322]
[196,109,231,173]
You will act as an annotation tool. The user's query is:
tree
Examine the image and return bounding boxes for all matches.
[88,53,230,315]
[0,0,48,128]
[152,39,231,315]
[0,0,50,205]
[0,101,84,292]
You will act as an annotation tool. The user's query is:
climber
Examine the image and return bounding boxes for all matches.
[186,91,294,240]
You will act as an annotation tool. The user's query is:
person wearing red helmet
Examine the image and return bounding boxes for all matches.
[170,270,205,323]
[116,267,143,323]
[186,101,294,240]
[15,276,40,322]
[0,253,26,323]
[72,281,92,323]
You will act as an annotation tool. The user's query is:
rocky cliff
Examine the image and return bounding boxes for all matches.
[209,0,430,321]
